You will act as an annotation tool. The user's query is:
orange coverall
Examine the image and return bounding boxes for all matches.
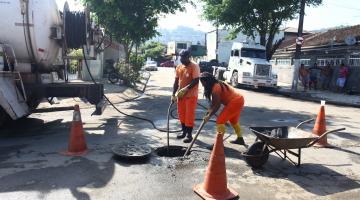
[212,83,244,126]
[175,62,200,127]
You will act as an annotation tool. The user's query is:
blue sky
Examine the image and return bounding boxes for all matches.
[56,0,360,32]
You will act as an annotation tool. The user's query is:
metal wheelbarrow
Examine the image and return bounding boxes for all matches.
[243,119,345,168]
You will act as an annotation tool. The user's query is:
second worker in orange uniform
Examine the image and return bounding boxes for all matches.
[200,72,246,145]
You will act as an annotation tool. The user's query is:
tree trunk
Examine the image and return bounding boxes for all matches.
[266,21,282,60]
[259,32,266,46]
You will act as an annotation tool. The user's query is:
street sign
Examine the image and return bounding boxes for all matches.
[296,37,304,45]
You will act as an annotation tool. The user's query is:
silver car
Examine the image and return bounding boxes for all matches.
[144,61,158,71]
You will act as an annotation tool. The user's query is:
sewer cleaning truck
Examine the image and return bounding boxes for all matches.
[0,0,105,126]
[215,42,277,88]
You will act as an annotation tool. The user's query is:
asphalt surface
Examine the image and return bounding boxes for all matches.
[0,67,359,200]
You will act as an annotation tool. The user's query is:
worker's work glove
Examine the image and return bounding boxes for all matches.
[203,109,212,123]
[176,87,189,98]
[203,115,210,123]
[171,95,177,103]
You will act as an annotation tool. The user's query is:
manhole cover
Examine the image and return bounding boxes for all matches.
[155,145,189,157]
[112,144,152,159]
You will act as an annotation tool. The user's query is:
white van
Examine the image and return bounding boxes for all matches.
[222,42,277,88]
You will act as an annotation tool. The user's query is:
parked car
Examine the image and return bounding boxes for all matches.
[160,60,175,68]
[144,61,158,71]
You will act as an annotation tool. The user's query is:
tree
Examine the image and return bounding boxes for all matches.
[82,0,189,62]
[201,0,322,60]
[141,42,165,62]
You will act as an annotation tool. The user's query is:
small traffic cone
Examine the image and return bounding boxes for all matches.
[194,133,239,200]
[312,101,328,147]
[65,104,87,156]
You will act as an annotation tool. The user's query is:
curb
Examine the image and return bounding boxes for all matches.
[275,90,360,108]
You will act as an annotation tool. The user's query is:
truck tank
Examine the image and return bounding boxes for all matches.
[0,0,105,127]
[0,0,62,72]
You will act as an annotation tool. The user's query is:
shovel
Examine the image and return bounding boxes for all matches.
[183,119,207,158]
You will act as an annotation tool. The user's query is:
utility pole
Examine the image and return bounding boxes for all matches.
[215,25,219,61]
[291,0,306,91]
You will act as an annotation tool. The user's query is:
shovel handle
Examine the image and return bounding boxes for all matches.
[183,120,207,158]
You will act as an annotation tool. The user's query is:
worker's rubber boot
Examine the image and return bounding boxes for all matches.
[230,137,246,145]
[183,126,193,143]
[177,123,186,139]
[229,123,246,146]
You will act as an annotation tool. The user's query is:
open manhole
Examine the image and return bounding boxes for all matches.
[112,144,152,160]
[155,145,189,157]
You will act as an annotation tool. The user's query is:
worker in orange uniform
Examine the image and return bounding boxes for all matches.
[200,72,246,145]
[172,49,200,143]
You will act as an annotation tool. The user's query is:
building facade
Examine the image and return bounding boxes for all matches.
[272,25,360,92]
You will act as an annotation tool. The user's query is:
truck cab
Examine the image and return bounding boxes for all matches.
[223,42,277,88]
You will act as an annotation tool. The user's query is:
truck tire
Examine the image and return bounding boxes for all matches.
[0,106,10,127]
[231,72,239,87]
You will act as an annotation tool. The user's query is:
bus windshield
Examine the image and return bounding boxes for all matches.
[241,48,266,59]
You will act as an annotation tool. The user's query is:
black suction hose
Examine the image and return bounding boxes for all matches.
[82,47,183,133]
[167,101,174,153]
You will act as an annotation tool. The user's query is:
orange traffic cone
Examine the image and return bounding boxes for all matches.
[65,104,87,156]
[313,101,328,147]
[194,133,239,200]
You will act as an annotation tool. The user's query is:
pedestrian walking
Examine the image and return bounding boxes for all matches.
[319,63,333,90]
[336,63,349,93]
[299,64,310,91]
[200,72,246,145]
[172,49,200,143]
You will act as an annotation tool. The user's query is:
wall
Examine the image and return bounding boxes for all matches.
[272,64,294,86]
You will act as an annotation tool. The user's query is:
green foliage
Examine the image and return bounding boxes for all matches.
[115,53,145,86]
[82,0,189,61]
[68,49,83,73]
[129,53,145,74]
[201,0,322,60]
[141,41,165,62]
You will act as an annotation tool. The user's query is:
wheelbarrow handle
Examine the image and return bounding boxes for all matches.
[183,119,207,158]
[307,128,346,147]
[296,118,316,129]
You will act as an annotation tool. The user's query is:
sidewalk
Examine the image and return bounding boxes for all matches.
[277,83,360,108]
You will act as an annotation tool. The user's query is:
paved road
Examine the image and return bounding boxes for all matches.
[0,67,359,200]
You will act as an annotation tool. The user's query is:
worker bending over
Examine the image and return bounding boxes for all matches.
[200,72,246,145]
[172,49,200,143]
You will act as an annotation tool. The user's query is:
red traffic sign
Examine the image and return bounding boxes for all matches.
[296,37,304,45]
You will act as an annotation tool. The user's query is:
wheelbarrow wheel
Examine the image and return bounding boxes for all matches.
[244,142,269,169]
